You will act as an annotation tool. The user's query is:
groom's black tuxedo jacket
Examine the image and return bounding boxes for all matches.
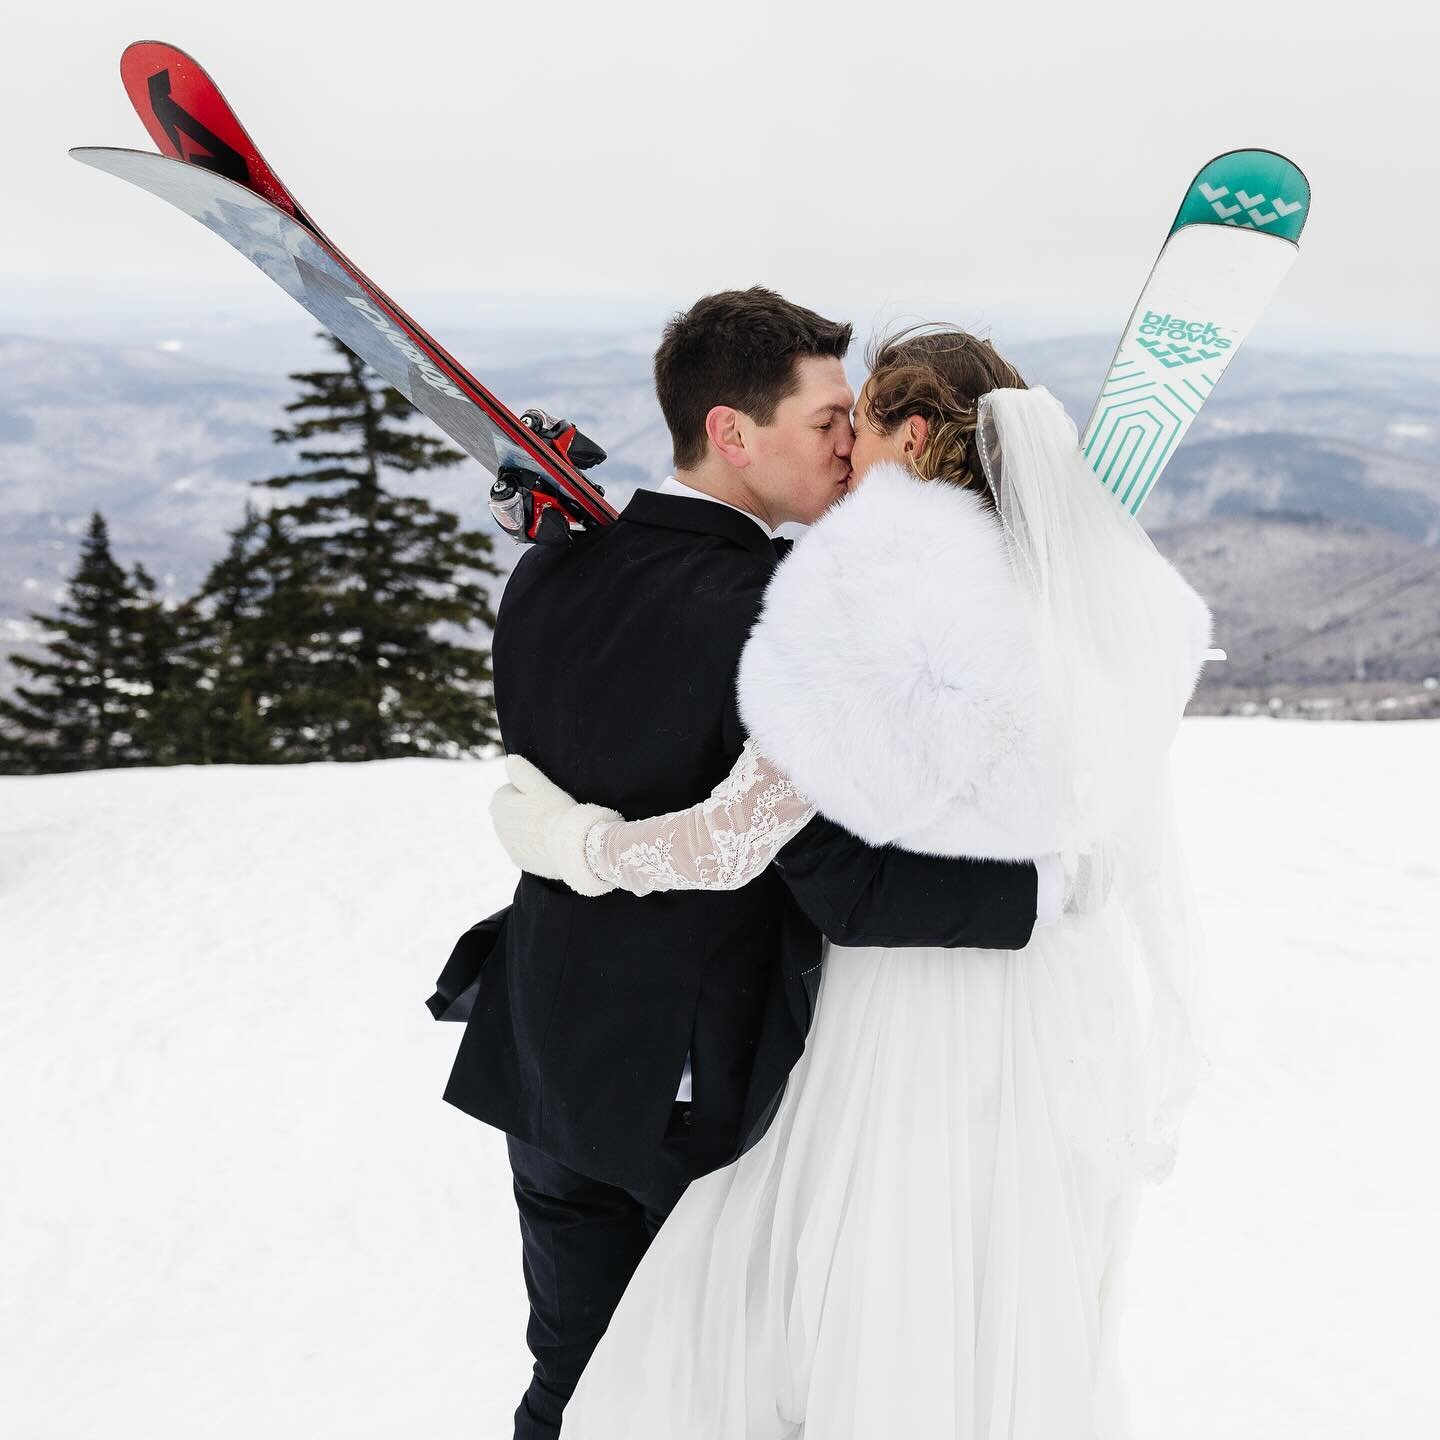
[434,489,1039,1191]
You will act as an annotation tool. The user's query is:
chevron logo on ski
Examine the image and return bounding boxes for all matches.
[1174,152,1309,243]
[1136,338,1227,367]
[1082,147,1310,517]
[1200,182,1245,221]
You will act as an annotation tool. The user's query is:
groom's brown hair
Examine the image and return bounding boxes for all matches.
[654,287,853,470]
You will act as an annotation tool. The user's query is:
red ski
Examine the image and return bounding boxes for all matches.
[73,41,617,543]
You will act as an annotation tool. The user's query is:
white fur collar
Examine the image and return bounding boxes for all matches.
[737,462,1061,860]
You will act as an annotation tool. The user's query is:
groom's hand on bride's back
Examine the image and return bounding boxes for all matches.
[1056,849,1115,919]
[1033,850,1114,926]
[773,816,1043,952]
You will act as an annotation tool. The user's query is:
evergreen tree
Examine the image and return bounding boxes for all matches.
[0,335,502,772]
[256,333,502,760]
[0,513,156,773]
[169,502,324,765]
[125,560,188,766]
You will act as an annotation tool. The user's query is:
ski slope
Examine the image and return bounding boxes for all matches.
[2,719,1437,1438]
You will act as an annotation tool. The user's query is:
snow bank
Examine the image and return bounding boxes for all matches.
[1,720,1436,1437]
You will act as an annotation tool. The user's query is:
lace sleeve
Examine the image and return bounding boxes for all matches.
[584,740,817,897]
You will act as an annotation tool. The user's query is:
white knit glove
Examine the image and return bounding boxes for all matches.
[1034,853,1065,928]
[1061,849,1115,918]
[489,756,621,897]
[1036,850,1115,927]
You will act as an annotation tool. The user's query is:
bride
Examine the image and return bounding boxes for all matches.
[491,327,1212,1438]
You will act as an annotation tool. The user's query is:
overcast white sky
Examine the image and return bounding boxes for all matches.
[3,0,1435,351]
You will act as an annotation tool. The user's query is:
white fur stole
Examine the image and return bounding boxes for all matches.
[737,462,1060,860]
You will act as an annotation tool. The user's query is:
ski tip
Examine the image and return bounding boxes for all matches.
[120,40,215,100]
[68,145,164,177]
[122,39,204,66]
[121,39,161,77]
[1209,146,1311,202]
[69,146,147,182]
[1170,148,1310,244]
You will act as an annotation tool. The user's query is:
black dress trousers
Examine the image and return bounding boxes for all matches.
[507,1103,695,1440]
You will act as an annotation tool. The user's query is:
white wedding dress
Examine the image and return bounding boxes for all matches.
[559,390,1212,1440]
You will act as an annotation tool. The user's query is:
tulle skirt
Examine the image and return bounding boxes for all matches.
[564,911,1149,1440]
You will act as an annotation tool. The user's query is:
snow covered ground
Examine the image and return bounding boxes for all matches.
[2,719,1436,1438]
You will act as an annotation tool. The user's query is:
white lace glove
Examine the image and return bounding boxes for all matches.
[489,756,621,898]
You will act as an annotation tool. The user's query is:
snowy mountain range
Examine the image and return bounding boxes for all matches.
[2,327,1437,697]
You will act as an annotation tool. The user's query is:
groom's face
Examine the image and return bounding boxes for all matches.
[747,356,856,526]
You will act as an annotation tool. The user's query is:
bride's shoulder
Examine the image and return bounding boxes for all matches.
[736,463,1055,859]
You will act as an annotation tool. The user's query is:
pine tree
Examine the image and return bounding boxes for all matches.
[170,502,324,764]
[126,560,188,765]
[0,513,156,773]
[255,333,502,760]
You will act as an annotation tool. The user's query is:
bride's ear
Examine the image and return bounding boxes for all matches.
[901,414,929,460]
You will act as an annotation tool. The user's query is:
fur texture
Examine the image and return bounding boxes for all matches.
[737,462,1061,860]
[737,461,1215,862]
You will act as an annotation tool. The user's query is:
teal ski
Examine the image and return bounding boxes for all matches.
[1083,149,1311,516]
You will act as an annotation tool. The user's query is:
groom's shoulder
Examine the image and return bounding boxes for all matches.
[499,501,773,638]
[621,489,775,562]
[606,502,774,655]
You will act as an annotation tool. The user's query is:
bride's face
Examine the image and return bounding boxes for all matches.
[847,380,928,489]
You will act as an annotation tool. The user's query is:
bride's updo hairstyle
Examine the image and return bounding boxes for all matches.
[863,326,1027,507]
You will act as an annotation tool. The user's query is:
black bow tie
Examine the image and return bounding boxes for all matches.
[772,536,793,560]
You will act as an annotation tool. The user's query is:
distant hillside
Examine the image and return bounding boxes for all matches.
[1151,515,1440,688]
[0,335,290,671]
[1150,437,1439,544]
[2,327,1436,700]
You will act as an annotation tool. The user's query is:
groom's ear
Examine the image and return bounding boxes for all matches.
[703,405,752,470]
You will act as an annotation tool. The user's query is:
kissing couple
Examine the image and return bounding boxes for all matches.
[429,287,1213,1438]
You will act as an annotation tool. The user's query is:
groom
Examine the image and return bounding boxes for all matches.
[431,287,1054,1439]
